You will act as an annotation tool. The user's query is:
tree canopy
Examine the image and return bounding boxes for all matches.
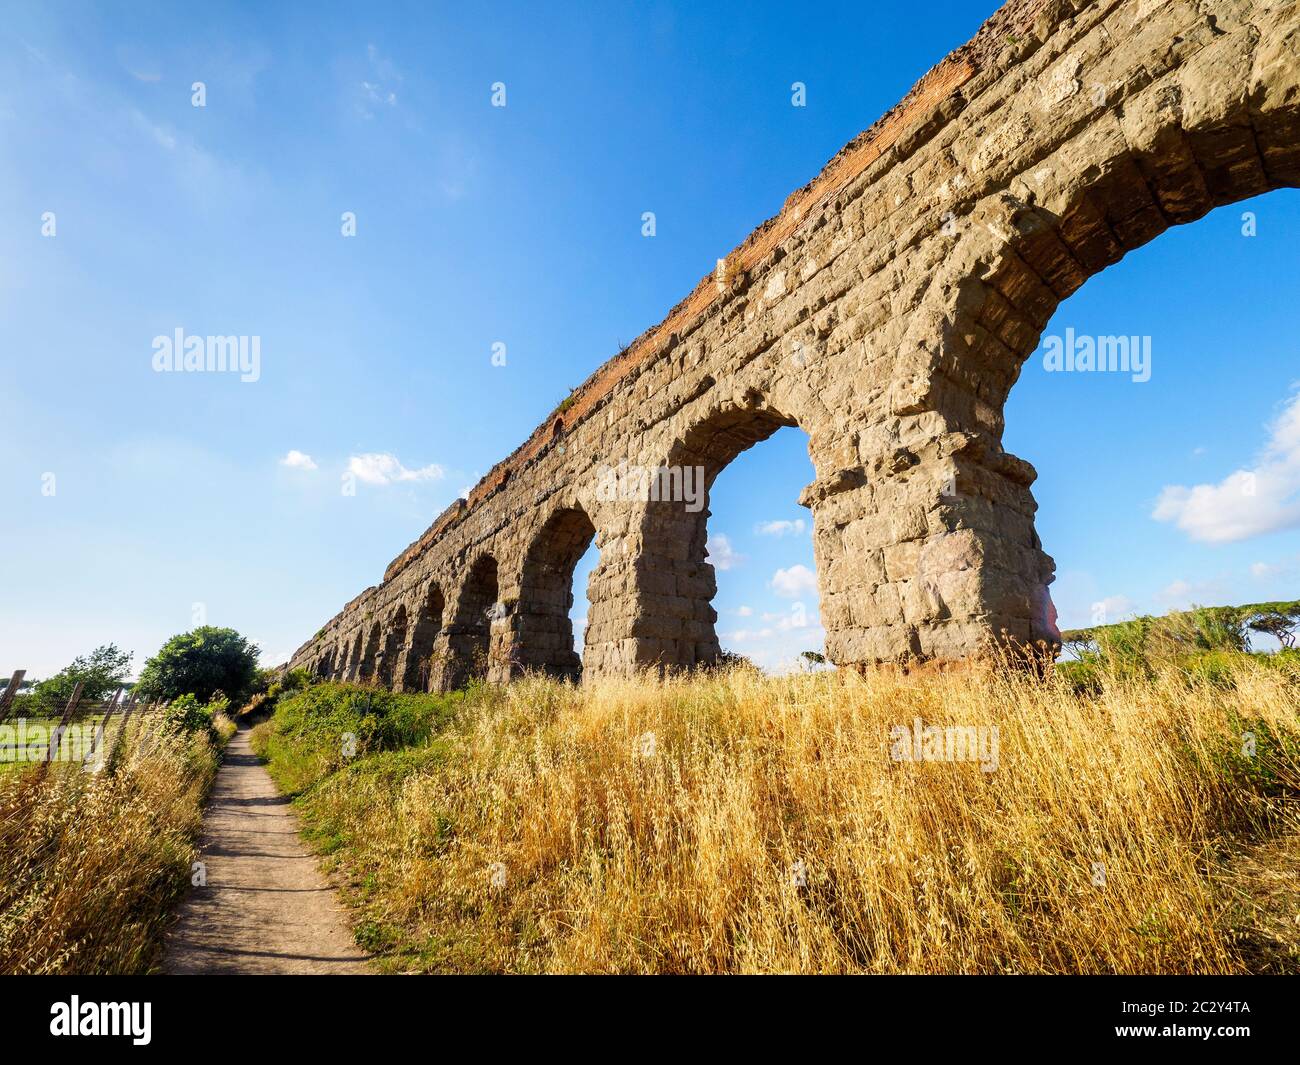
[28,644,133,711]
[1061,601,1300,659]
[136,627,261,704]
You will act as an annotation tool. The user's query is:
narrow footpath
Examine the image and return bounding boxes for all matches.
[162,726,370,974]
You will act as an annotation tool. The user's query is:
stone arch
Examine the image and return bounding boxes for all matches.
[401,580,446,692]
[439,554,500,689]
[358,621,382,683]
[515,506,599,680]
[376,605,407,689]
[625,398,816,671]
[345,629,364,681]
[314,647,333,678]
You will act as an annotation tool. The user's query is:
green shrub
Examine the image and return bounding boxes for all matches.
[162,693,231,740]
[162,694,215,736]
[251,682,463,796]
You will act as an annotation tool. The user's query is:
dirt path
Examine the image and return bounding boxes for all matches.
[162,726,370,974]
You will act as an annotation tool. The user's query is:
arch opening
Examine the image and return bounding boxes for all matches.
[377,605,407,688]
[445,554,499,688]
[707,423,823,673]
[403,581,446,692]
[633,402,817,672]
[517,507,598,681]
[358,621,382,683]
[999,188,1300,638]
[345,630,363,681]
[946,112,1300,654]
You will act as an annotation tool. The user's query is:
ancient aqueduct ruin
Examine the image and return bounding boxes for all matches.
[290,0,1300,689]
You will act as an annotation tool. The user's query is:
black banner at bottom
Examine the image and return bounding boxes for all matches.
[1,974,1287,1052]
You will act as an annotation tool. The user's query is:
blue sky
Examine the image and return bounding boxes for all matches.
[1,1,1296,679]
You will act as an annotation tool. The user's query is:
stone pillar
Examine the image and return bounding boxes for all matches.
[579,523,642,678]
[814,429,1056,667]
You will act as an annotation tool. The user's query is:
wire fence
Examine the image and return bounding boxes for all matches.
[0,670,171,778]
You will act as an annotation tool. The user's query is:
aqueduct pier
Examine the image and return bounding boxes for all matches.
[290,0,1300,689]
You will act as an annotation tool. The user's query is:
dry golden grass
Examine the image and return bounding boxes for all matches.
[278,656,1300,974]
[0,714,227,974]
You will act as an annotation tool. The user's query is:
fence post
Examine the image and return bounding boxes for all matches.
[0,669,26,726]
[85,687,124,765]
[37,681,84,779]
[105,691,140,776]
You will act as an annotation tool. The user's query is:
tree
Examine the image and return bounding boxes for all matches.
[137,627,260,704]
[30,644,133,711]
[1246,604,1300,649]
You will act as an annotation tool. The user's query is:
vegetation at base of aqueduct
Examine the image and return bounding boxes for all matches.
[251,639,1300,974]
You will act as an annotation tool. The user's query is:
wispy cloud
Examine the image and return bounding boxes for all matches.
[1154,391,1300,543]
[132,109,177,150]
[1091,594,1133,623]
[755,518,806,537]
[1157,576,1230,609]
[348,452,444,486]
[356,43,402,118]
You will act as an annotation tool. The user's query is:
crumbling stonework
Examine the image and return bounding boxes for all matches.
[290,0,1300,689]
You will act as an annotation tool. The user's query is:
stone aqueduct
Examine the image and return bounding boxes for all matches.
[289,0,1300,690]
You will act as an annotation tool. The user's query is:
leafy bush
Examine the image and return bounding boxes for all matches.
[137,627,260,704]
[162,693,230,738]
[250,682,462,796]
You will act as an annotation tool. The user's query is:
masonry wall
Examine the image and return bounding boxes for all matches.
[290,0,1300,689]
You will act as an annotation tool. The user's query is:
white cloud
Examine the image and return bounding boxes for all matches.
[774,602,815,631]
[734,605,753,617]
[771,564,817,598]
[279,449,318,471]
[1153,392,1300,543]
[755,518,806,537]
[706,534,743,571]
[1157,576,1229,609]
[347,452,444,486]
[1250,561,1275,579]
[1091,594,1133,623]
